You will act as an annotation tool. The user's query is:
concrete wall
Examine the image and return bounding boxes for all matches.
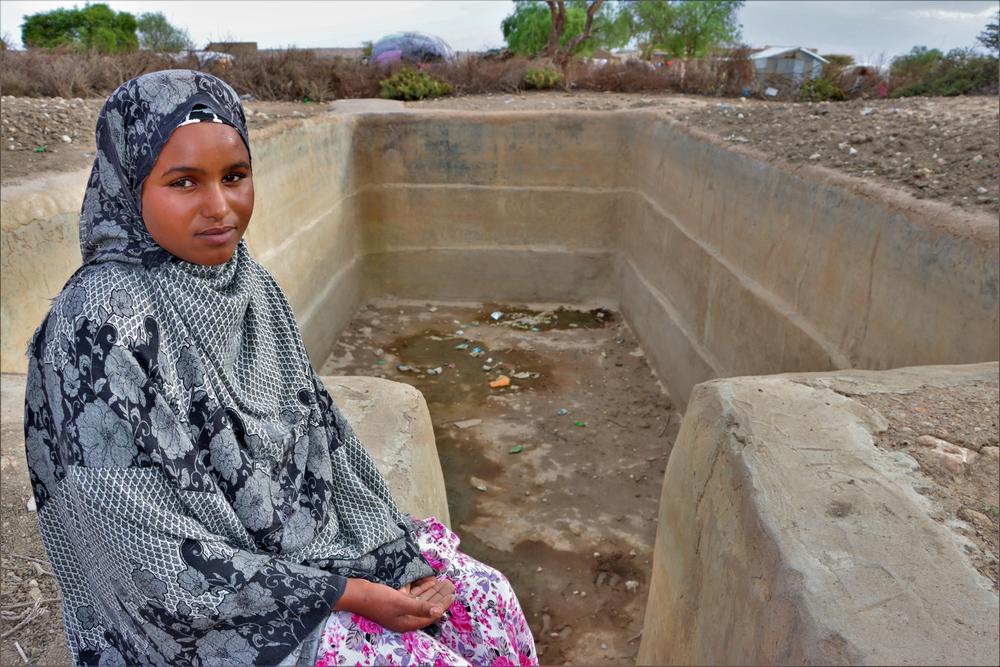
[3,110,997,409]
[637,363,999,665]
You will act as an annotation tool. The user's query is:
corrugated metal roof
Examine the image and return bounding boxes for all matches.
[752,47,828,63]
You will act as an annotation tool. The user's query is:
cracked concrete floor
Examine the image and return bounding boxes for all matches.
[320,298,681,664]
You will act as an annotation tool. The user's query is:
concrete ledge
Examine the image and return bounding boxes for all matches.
[317,375,449,525]
[1,373,449,526]
[638,362,999,666]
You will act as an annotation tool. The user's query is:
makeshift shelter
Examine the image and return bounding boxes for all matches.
[371,32,455,67]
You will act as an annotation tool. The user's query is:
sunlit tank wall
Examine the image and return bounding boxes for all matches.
[351,112,627,305]
[619,115,998,405]
[2,110,997,409]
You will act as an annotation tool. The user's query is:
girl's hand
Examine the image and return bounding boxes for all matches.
[334,578,445,632]
[409,576,456,611]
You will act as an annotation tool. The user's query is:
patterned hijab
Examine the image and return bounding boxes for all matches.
[24,70,432,666]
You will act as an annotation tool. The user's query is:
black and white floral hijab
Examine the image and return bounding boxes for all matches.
[24,70,432,666]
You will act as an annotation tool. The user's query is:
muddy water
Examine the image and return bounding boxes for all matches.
[321,300,680,664]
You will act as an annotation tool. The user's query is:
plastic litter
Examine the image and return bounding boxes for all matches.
[491,311,503,321]
[574,420,586,427]
[556,408,569,416]
[861,107,874,116]
[453,419,482,429]
[396,364,413,372]
[455,343,470,350]
[489,375,511,389]
[470,347,484,357]
[512,371,531,380]
[509,444,524,454]
[375,359,386,365]
[455,330,465,336]
[470,476,489,492]
[764,86,778,97]
[531,327,541,332]
[427,367,443,375]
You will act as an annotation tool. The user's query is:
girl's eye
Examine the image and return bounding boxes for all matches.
[223,172,247,183]
[169,177,195,188]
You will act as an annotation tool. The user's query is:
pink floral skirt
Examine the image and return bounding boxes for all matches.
[314,517,537,667]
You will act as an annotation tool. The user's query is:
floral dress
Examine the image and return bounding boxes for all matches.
[314,518,537,667]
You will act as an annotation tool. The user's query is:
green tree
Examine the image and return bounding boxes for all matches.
[978,11,999,52]
[889,45,944,87]
[22,3,137,53]
[627,0,743,59]
[501,1,630,59]
[137,12,192,52]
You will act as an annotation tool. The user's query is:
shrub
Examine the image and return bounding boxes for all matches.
[524,66,561,89]
[378,67,451,100]
[891,48,998,97]
[798,77,845,102]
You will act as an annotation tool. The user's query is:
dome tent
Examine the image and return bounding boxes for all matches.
[372,32,455,66]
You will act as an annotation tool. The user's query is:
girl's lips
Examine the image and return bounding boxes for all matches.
[195,227,237,246]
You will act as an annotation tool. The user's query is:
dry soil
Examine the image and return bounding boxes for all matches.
[319,299,681,665]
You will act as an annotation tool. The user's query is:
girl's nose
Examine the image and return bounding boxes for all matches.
[200,182,229,220]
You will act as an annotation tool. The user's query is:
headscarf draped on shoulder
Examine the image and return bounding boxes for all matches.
[24,70,433,667]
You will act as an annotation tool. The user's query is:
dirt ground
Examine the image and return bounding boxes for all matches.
[2,92,997,216]
[319,299,680,665]
[1,417,69,666]
[855,380,1000,591]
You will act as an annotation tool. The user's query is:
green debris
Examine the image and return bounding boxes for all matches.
[509,444,524,454]
[375,359,386,365]
[34,145,46,153]
[574,421,586,427]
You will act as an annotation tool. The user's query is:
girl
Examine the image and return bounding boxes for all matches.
[23,69,536,667]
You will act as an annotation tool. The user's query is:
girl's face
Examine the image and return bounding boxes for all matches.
[141,122,254,266]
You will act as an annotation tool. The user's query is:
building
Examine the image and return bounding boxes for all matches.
[751,46,828,84]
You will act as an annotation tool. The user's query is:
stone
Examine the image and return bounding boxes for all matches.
[982,446,999,461]
[915,434,978,476]
[957,507,993,532]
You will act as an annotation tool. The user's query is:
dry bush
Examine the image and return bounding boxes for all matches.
[1,49,176,97]
[217,50,380,101]
[571,60,675,92]
[430,55,531,95]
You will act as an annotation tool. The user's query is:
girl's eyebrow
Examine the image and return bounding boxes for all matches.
[161,161,251,177]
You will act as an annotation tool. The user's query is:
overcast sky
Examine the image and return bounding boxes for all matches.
[1,1,996,62]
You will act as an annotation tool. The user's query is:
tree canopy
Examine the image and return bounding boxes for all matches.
[978,11,999,52]
[22,3,138,53]
[137,12,192,52]
[501,1,630,58]
[626,0,744,59]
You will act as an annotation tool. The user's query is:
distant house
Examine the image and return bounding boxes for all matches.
[205,42,258,57]
[751,46,827,84]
